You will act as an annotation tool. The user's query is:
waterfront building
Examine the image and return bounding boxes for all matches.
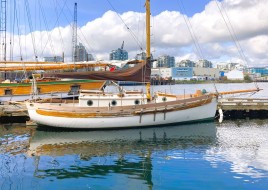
[157,55,175,68]
[74,43,89,62]
[135,52,146,60]
[196,59,213,68]
[224,70,244,80]
[249,67,268,76]
[171,67,193,80]
[110,48,128,61]
[193,67,220,80]
[216,62,245,71]
[177,60,196,67]
[87,53,95,61]
[44,56,63,62]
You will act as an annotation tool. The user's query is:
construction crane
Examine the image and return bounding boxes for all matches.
[72,2,77,62]
[121,41,124,50]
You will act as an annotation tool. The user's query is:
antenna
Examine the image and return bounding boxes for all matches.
[72,2,77,62]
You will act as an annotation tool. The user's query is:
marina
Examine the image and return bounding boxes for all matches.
[0,0,267,189]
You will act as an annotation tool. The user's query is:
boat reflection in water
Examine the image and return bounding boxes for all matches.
[28,122,216,186]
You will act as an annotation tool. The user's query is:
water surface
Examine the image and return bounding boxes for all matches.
[1,119,268,190]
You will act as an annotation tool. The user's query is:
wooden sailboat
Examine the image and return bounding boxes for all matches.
[25,0,257,129]
[0,61,120,102]
[0,76,105,102]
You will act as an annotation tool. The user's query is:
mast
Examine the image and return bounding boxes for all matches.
[145,0,151,100]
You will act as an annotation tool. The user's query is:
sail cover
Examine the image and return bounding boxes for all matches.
[44,60,151,82]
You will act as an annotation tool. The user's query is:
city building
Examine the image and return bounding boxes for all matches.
[196,59,213,68]
[135,52,146,60]
[177,59,196,67]
[44,56,63,62]
[171,67,193,80]
[193,67,220,80]
[157,55,175,68]
[224,70,244,80]
[87,53,95,61]
[249,67,268,76]
[216,62,245,71]
[109,42,128,61]
[74,43,90,62]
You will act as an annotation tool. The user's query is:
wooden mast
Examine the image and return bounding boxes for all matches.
[146,0,151,100]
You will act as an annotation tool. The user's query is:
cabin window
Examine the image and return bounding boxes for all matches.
[87,100,93,106]
[111,100,117,106]
[162,97,167,102]
[4,89,12,95]
[134,99,140,105]
[70,85,80,94]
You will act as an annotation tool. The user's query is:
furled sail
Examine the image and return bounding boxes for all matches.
[44,60,151,82]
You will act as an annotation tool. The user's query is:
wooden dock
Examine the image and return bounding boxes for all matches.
[0,102,29,123]
[218,98,268,118]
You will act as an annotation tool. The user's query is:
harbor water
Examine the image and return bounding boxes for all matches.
[1,83,268,190]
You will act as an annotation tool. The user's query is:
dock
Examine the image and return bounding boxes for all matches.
[0,102,29,123]
[218,98,268,118]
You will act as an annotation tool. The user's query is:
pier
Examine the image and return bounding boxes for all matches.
[218,98,268,118]
[0,103,28,123]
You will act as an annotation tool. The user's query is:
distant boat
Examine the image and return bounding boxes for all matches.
[0,77,105,102]
[26,0,259,129]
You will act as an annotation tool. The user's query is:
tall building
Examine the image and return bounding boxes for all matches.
[177,59,196,67]
[44,56,63,62]
[109,48,128,61]
[196,59,213,68]
[157,55,175,68]
[87,53,95,61]
[74,43,89,62]
[135,52,146,60]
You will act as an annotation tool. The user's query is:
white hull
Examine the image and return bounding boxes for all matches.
[27,98,217,129]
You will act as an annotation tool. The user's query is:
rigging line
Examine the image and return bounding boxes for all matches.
[53,0,65,54]
[24,0,38,62]
[76,29,97,60]
[177,0,203,59]
[62,2,98,60]
[178,0,219,93]
[105,0,144,51]
[213,1,245,64]
[38,0,68,57]
[14,0,26,79]
[38,0,56,58]
[220,1,248,63]
[219,1,259,89]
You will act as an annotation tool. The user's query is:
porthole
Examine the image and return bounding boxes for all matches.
[111,100,117,106]
[134,99,140,105]
[87,100,93,106]
[162,97,167,102]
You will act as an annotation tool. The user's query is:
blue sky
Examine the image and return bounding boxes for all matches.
[72,0,212,25]
[2,0,268,65]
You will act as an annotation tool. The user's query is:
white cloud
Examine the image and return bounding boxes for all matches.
[3,0,268,66]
